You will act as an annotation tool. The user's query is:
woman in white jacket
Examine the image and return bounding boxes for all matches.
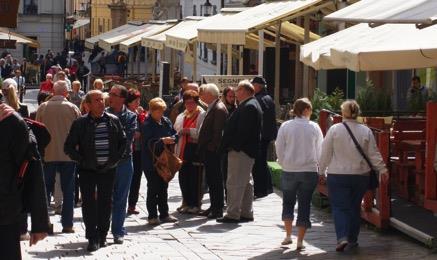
[174,90,206,214]
[319,100,388,252]
[275,98,323,250]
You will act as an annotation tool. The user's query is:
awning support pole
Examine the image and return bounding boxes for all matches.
[227,44,232,75]
[217,43,221,75]
[258,30,264,76]
[303,14,310,97]
[193,43,197,82]
[239,46,244,74]
[170,48,175,90]
[274,21,281,108]
[152,49,156,83]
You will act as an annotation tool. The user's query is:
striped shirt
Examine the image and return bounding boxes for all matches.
[94,118,110,165]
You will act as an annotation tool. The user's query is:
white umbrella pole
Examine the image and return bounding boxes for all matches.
[274,21,281,108]
[217,43,221,75]
[227,44,232,75]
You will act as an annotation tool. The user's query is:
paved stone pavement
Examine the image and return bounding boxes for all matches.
[21,90,436,259]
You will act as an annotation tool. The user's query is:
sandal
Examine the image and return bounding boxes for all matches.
[281,237,292,245]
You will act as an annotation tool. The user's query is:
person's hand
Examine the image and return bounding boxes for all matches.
[380,171,389,183]
[30,232,47,246]
[162,137,175,145]
[318,175,326,185]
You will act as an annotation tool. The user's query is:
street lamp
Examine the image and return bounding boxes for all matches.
[202,0,212,17]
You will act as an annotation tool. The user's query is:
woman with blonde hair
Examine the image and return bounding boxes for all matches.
[93,78,104,91]
[1,78,28,117]
[275,98,323,249]
[319,99,389,252]
[141,97,178,225]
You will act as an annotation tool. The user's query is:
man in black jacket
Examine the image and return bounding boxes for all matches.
[0,103,48,259]
[64,90,127,252]
[251,76,277,198]
[217,80,262,223]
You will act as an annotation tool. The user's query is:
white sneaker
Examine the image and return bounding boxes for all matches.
[281,237,292,245]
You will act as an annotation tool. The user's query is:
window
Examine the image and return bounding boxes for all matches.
[23,0,38,15]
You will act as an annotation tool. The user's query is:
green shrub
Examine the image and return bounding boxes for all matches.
[311,87,344,121]
[356,80,392,115]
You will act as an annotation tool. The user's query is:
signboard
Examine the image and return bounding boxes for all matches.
[0,0,20,28]
[0,39,16,49]
[201,75,259,91]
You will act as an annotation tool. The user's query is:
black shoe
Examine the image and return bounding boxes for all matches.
[99,238,107,248]
[207,211,223,219]
[254,193,268,199]
[239,216,254,223]
[216,216,240,223]
[87,240,100,252]
[114,236,124,245]
[198,208,211,216]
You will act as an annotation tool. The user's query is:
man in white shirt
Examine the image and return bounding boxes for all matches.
[13,69,26,102]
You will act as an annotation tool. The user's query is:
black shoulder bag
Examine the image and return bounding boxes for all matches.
[342,122,379,190]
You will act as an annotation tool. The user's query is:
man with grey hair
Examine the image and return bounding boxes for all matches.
[217,80,262,223]
[36,80,81,234]
[198,83,228,219]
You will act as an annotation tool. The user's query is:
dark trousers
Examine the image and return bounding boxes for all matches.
[252,139,273,197]
[79,169,115,240]
[179,162,202,208]
[0,221,21,260]
[145,169,169,219]
[204,151,224,213]
[128,150,143,208]
[327,174,369,243]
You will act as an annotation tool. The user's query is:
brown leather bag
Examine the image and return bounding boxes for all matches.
[149,140,182,182]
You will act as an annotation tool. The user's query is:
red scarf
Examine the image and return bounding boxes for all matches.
[179,109,199,161]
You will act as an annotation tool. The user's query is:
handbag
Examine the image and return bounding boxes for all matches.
[149,140,183,183]
[342,122,379,190]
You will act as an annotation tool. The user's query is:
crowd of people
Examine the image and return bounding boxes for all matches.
[0,70,397,258]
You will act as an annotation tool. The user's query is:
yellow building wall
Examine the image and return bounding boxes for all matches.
[91,0,155,37]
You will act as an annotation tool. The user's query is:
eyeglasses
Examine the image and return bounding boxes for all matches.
[109,92,122,98]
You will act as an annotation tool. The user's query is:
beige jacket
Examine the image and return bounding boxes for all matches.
[36,95,81,162]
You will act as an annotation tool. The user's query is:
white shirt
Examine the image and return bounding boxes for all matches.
[275,117,323,173]
[319,119,387,176]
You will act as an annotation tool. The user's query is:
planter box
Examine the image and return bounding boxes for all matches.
[268,161,282,189]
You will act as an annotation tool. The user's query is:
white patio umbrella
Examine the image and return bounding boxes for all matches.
[324,0,437,28]
[300,23,437,71]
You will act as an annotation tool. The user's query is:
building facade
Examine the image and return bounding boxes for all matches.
[90,0,181,37]
[8,0,65,59]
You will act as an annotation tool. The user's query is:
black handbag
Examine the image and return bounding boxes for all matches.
[343,122,379,190]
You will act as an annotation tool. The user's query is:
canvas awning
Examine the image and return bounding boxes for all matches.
[99,22,156,52]
[197,0,327,45]
[165,15,228,51]
[73,19,90,29]
[300,23,437,71]
[324,0,437,28]
[141,17,205,50]
[119,21,176,53]
[0,28,39,48]
[85,22,149,50]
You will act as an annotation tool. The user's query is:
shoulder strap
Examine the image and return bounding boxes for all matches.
[342,122,374,169]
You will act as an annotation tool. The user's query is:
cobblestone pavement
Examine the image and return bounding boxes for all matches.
[21,173,436,260]
[21,90,436,259]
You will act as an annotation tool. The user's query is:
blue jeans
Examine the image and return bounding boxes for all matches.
[327,174,369,243]
[281,171,318,228]
[111,157,134,237]
[44,161,76,228]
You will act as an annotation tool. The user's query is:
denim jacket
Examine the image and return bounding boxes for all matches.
[141,116,178,172]
[106,106,137,160]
